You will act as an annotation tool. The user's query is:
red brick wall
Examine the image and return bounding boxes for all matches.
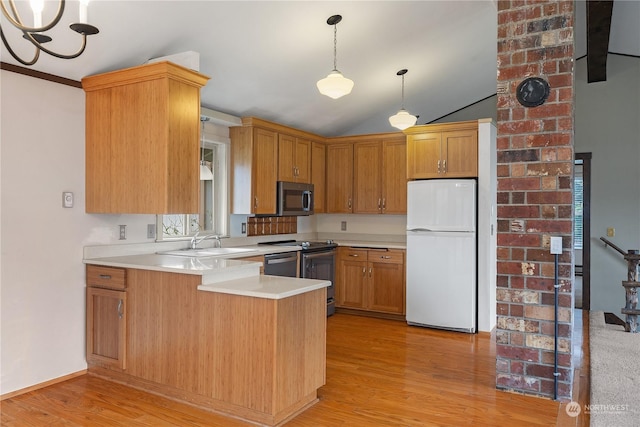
[496,0,574,400]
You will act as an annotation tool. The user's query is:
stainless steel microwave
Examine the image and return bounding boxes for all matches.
[277,181,314,216]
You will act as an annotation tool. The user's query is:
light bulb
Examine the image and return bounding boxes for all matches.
[79,0,91,23]
[30,0,44,28]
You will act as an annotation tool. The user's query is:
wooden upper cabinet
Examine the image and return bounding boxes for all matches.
[326,143,354,213]
[311,141,326,213]
[405,121,478,179]
[381,138,408,214]
[353,141,383,214]
[278,134,311,183]
[406,132,442,179]
[230,126,278,215]
[82,61,210,214]
[353,136,406,214]
[441,130,478,177]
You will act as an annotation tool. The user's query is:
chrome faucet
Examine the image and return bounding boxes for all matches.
[190,232,222,249]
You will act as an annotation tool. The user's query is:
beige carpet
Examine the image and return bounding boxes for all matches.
[589,311,640,426]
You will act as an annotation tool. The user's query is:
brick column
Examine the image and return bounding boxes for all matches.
[495,0,575,400]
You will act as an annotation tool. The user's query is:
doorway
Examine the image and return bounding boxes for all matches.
[574,153,591,309]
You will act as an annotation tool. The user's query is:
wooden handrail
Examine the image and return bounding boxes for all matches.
[600,236,627,256]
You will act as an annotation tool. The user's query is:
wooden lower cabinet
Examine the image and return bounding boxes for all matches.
[336,247,405,315]
[85,266,326,426]
[86,266,127,370]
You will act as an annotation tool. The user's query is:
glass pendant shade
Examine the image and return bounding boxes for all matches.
[317,70,354,99]
[199,117,212,180]
[389,109,417,130]
[200,162,213,181]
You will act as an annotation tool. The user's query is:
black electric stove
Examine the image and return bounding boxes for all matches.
[259,239,337,252]
[260,239,337,316]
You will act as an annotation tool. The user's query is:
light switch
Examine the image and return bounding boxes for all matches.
[62,191,73,208]
[607,227,615,237]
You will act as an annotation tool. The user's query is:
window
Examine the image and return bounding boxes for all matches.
[158,122,230,239]
[573,161,583,250]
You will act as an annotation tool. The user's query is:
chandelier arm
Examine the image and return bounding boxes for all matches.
[0,25,40,65]
[1,0,66,34]
[26,32,88,59]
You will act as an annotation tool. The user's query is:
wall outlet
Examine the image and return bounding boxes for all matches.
[119,225,127,240]
[62,191,73,208]
[550,236,562,254]
[241,222,247,234]
[147,224,156,239]
[341,221,347,231]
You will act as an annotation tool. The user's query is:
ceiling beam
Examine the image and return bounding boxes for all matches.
[586,0,614,83]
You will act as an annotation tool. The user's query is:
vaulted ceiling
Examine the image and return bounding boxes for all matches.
[2,1,639,136]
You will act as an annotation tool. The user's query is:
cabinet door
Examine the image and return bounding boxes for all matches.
[337,259,367,309]
[442,130,478,177]
[367,250,405,314]
[87,287,127,369]
[311,142,326,213]
[353,141,382,214]
[381,138,407,214]
[406,133,442,179]
[326,144,353,213]
[252,128,278,214]
[294,138,312,183]
[278,133,297,182]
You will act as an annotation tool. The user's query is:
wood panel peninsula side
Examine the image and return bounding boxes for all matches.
[85,259,328,426]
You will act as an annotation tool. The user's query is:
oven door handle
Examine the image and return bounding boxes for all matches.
[265,255,298,265]
[303,251,335,261]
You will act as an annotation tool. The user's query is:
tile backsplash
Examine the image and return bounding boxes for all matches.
[247,216,297,236]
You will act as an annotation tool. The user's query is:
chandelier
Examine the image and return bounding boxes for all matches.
[316,14,353,99]
[0,0,99,66]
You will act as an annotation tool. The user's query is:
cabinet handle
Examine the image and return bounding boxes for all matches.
[368,267,372,277]
[378,198,381,211]
[437,160,441,174]
[349,254,359,257]
[382,198,386,211]
[254,197,258,210]
[117,299,123,319]
[348,198,352,210]
[362,267,366,277]
[99,274,111,280]
[443,159,447,172]
[380,256,392,259]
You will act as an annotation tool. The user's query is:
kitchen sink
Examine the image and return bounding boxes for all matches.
[158,247,258,257]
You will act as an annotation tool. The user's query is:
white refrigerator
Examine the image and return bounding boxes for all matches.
[406,179,477,333]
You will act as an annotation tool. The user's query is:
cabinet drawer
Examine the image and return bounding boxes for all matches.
[339,248,368,261]
[86,265,126,290]
[367,249,404,264]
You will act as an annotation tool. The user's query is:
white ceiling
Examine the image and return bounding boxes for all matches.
[2,1,639,136]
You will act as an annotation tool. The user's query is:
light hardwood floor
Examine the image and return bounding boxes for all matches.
[1,311,589,426]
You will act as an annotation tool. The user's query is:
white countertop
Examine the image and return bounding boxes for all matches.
[333,240,406,250]
[83,239,401,300]
[198,275,330,300]
[83,245,328,299]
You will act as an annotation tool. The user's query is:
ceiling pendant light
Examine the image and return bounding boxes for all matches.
[0,0,99,66]
[389,69,418,130]
[200,117,213,181]
[316,14,353,99]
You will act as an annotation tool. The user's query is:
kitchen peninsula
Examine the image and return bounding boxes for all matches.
[84,252,329,426]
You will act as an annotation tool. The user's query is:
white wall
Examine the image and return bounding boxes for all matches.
[574,54,640,313]
[316,214,406,237]
[0,71,157,395]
